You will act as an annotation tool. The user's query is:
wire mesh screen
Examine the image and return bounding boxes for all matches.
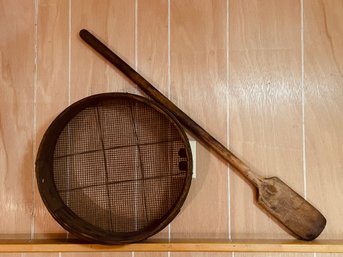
[51,97,190,234]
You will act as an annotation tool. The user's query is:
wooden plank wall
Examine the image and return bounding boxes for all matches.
[0,0,342,256]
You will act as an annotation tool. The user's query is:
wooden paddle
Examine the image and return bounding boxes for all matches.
[79,29,326,241]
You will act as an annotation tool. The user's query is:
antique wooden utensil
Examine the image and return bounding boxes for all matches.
[36,93,193,244]
[79,29,326,241]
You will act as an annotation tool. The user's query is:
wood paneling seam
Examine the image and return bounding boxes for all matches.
[31,0,39,240]
[226,0,232,241]
[68,0,72,105]
[301,0,308,201]
[135,0,138,71]
[167,0,171,99]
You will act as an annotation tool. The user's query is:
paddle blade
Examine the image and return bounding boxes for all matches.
[257,177,326,241]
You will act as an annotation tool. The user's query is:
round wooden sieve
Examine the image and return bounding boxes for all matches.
[35,93,192,244]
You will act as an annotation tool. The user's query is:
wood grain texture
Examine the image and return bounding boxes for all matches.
[0,254,21,257]
[136,0,169,253]
[229,254,309,257]
[137,0,168,97]
[71,0,136,101]
[2,0,343,255]
[169,0,228,245]
[0,0,34,237]
[23,253,58,257]
[3,239,343,253]
[62,252,129,257]
[229,0,304,240]
[67,0,135,256]
[304,0,343,239]
[34,0,69,238]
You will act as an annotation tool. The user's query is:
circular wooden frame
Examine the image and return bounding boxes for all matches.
[35,93,192,244]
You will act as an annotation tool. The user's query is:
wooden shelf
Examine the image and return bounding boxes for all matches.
[1,239,343,253]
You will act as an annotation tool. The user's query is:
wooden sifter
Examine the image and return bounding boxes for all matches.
[79,29,326,241]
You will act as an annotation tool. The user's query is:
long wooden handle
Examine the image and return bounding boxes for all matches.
[79,29,327,241]
[79,29,262,187]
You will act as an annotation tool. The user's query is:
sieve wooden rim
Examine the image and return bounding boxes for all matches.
[35,92,193,244]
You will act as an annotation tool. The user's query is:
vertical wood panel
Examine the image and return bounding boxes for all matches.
[169,0,228,249]
[137,0,168,97]
[66,0,136,256]
[229,0,304,240]
[71,0,136,101]
[304,0,343,240]
[0,0,34,237]
[34,0,69,238]
[135,0,168,255]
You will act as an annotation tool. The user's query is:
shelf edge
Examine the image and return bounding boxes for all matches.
[1,239,343,253]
